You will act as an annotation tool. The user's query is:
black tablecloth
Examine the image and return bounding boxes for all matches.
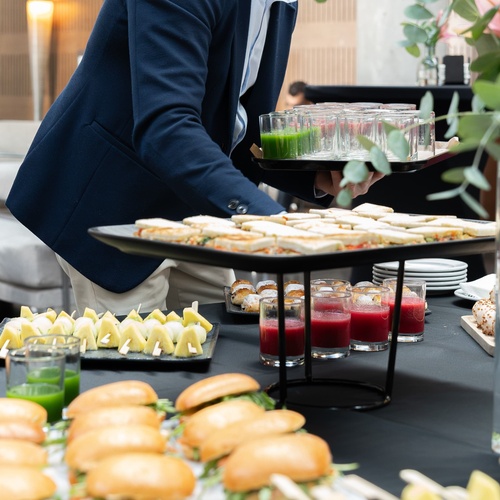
[1,295,498,495]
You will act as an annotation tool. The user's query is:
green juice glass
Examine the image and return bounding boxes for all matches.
[24,334,81,406]
[6,346,65,423]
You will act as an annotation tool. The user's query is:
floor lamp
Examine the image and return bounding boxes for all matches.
[26,0,54,121]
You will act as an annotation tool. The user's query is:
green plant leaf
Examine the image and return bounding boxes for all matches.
[446,92,460,123]
[472,79,500,110]
[471,94,486,113]
[464,166,491,190]
[369,147,392,175]
[470,50,500,77]
[471,7,500,40]
[387,130,410,161]
[458,113,494,140]
[356,135,377,151]
[342,161,369,183]
[485,137,500,161]
[336,188,352,208]
[449,137,482,153]
[403,24,429,44]
[460,190,490,218]
[441,167,466,184]
[404,4,434,20]
[427,187,463,201]
[405,44,421,57]
[444,117,459,139]
[419,91,434,119]
[450,0,478,22]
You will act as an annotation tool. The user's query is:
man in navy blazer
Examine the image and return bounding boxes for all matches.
[7,0,381,313]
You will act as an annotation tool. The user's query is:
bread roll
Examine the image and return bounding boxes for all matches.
[67,404,164,442]
[0,465,56,500]
[66,380,158,418]
[86,452,196,500]
[175,373,260,412]
[0,420,46,444]
[0,398,47,425]
[0,439,47,466]
[223,433,333,493]
[65,424,166,472]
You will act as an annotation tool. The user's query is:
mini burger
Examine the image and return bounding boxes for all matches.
[177,399,266,460]
[85,452,196,500]
[67,404,165,443]
[0,397,47,425]
[222,433,334,498]
[199,409,306,463]
[174,373,275,414]
[0,439,48,466]
[0,465,57,500]
[66,380,160,419]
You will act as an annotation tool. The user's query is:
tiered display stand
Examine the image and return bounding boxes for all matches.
[89,224,494,410]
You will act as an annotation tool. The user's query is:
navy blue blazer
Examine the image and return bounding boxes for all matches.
[7,0,332,293]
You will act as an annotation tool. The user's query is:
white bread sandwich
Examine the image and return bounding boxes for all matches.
[352,202,394,215]
[406,225,464,241]
[267,213,322,225]
[182,215,236,227]
[135,217,186,230]
[425,217,496,237]
[205,234,276,254]
[368,228,426,245]
[241,220,315,237]
[298,227,379,247]
[274,236,344,255]
[136,225,201,243]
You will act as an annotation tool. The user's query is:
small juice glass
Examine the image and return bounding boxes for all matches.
[6,345,65,423]
[259,296,305,367]
[350,286,391,352]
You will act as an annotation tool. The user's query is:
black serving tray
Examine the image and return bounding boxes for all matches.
[252,148,454,173]
[88,224,494,275]
[0,317,219,372]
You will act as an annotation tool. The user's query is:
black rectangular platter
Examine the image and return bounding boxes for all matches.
[0,318,219,372]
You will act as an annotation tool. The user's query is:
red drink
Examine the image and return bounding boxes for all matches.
[311,311,350,348]
[350,306,390,343]
[389,297,425,334]
[259,318,304,357]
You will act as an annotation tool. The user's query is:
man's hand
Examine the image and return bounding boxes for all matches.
[315,170,385,199]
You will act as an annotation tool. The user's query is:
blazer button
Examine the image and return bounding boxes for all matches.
[236,204,248,214]
[228,199,239,210]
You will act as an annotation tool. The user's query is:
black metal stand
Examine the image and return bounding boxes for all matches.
[266,261,406,411]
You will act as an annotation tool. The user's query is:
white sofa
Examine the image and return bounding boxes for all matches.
[0,120,74,312]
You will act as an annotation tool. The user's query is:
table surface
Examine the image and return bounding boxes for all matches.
[1,294,498,496]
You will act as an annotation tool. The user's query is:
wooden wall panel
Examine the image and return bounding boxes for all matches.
[0,0,101,120]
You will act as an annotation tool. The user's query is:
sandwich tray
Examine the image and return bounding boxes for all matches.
[88,224,494,275]
[0,317,219,372]
[252,148,454,173]
[460,315,495,356]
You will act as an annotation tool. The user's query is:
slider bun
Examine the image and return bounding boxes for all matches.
[0,397,47,425]
[175,373,260,412]
[0,420,46,444]
[0,465,56,500]
[223,433,332,493]
[86,452,196,500]
[66,380,158,418]
[65,424,166,472]
[0,439,48,466]
[67,404,165,442]
[180,399,265,451]
[200,409,306,462]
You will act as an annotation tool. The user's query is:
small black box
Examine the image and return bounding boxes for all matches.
[443,55,465,85]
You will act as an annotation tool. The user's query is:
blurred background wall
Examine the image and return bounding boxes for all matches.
[0,0,469,120]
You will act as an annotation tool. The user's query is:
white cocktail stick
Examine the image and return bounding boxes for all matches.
[187,342,197,354]
[80,338,87,354]
[100,333,110,345]
[342,474,399,500]
[119,338,131,355]
[400,470,468,500]
[270,474,310,500]
[0,340,10,359]
[152,341,162,357]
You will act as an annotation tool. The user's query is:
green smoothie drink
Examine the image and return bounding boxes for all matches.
[7,383,64,423]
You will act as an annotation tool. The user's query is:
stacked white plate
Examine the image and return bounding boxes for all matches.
[372,258,468,294]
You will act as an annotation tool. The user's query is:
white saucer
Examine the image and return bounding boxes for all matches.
[374,258,468,274]
[454,289,481,302]
[372,270,467,283]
